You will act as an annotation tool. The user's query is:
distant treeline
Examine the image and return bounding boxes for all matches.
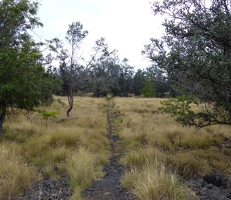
[48,58,176,98]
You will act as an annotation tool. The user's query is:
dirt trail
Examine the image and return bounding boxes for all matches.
[82,99,137,200]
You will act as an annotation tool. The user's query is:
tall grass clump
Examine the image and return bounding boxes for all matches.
[67,147,105,199]
[121,147,197,199]
[123,166,197,200]
[0,143,37,199]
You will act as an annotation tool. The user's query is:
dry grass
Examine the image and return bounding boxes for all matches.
[67,147,105,198]
[0,142,37,199]
[2,96,109,199]
[121,148,197,200]
[122,166,198,200]
[115,97,231,199]
[1,96,231,199]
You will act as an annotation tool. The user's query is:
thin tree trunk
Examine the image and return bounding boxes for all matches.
[0,100,6,134]
[67,59,74,117]
[67,95,73,117]
[0,120,4,134]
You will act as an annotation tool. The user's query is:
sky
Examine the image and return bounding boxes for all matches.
[33,0,164,69]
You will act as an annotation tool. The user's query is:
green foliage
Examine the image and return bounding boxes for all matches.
[37,110,57,120]
[160,96,195,116]
[142,74,155,97]
[37,110,57,129]
[132,69,145,96]
[160,96,231,127]
[160,96,196,126]
[0,0,57,133]
[90,48,120,97]
[117,59,134,97]
[143,0,231,127]
[146,65,173,98]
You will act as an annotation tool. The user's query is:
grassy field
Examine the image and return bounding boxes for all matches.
[0,96,230,199]
[1,96,109,199]
[115,97,231,199]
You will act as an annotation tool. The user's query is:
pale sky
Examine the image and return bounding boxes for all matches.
[33,0,164,69]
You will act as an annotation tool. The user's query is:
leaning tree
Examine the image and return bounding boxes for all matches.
[0,0,56,134]
[143,0,231,127]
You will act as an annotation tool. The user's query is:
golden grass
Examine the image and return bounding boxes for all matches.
[0,142,37,199]
[1,96,231,199]
[122,166,198,200]
[115,97,231,199]
[67,147,105,196]
[2,96,109,199]
[121,147,197,199]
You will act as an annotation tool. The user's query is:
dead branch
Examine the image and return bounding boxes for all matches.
[50,116,80,122]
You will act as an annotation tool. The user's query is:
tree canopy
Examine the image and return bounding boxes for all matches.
[143,0,231,127]
[0,0,56,133]
[142,73,155,98]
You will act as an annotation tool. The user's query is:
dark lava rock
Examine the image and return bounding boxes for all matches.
[15,176,73,200]
[188,173,231,200]
[203,173,231,188]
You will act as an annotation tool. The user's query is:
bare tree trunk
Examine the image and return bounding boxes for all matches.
[0,100,6,134]
[67,75,74,117]
[67,95,73,117]
[66,54,74,117]
[0,119,4,134]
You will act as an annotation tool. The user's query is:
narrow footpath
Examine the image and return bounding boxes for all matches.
[82,98,137,200]
[15,98,137,200]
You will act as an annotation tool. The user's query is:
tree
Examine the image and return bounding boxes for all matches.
[37,110,57,130]
[146,65,174,98]
[46,65,63,95]
[0,0,55,134]
[118,58,134,97]
[49,33,109,116]
[48,22,88,117]
[90,49,120,97]
[132,69,145,96]
[64,22,88,117]
[143,0,231,127]
[142,73,155,97]
[54,63,69,96]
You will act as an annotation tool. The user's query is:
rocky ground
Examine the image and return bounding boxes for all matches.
[15,176,73,200]
[189,173,231,200]
[188,138,231,200]
[15,172,231,200]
